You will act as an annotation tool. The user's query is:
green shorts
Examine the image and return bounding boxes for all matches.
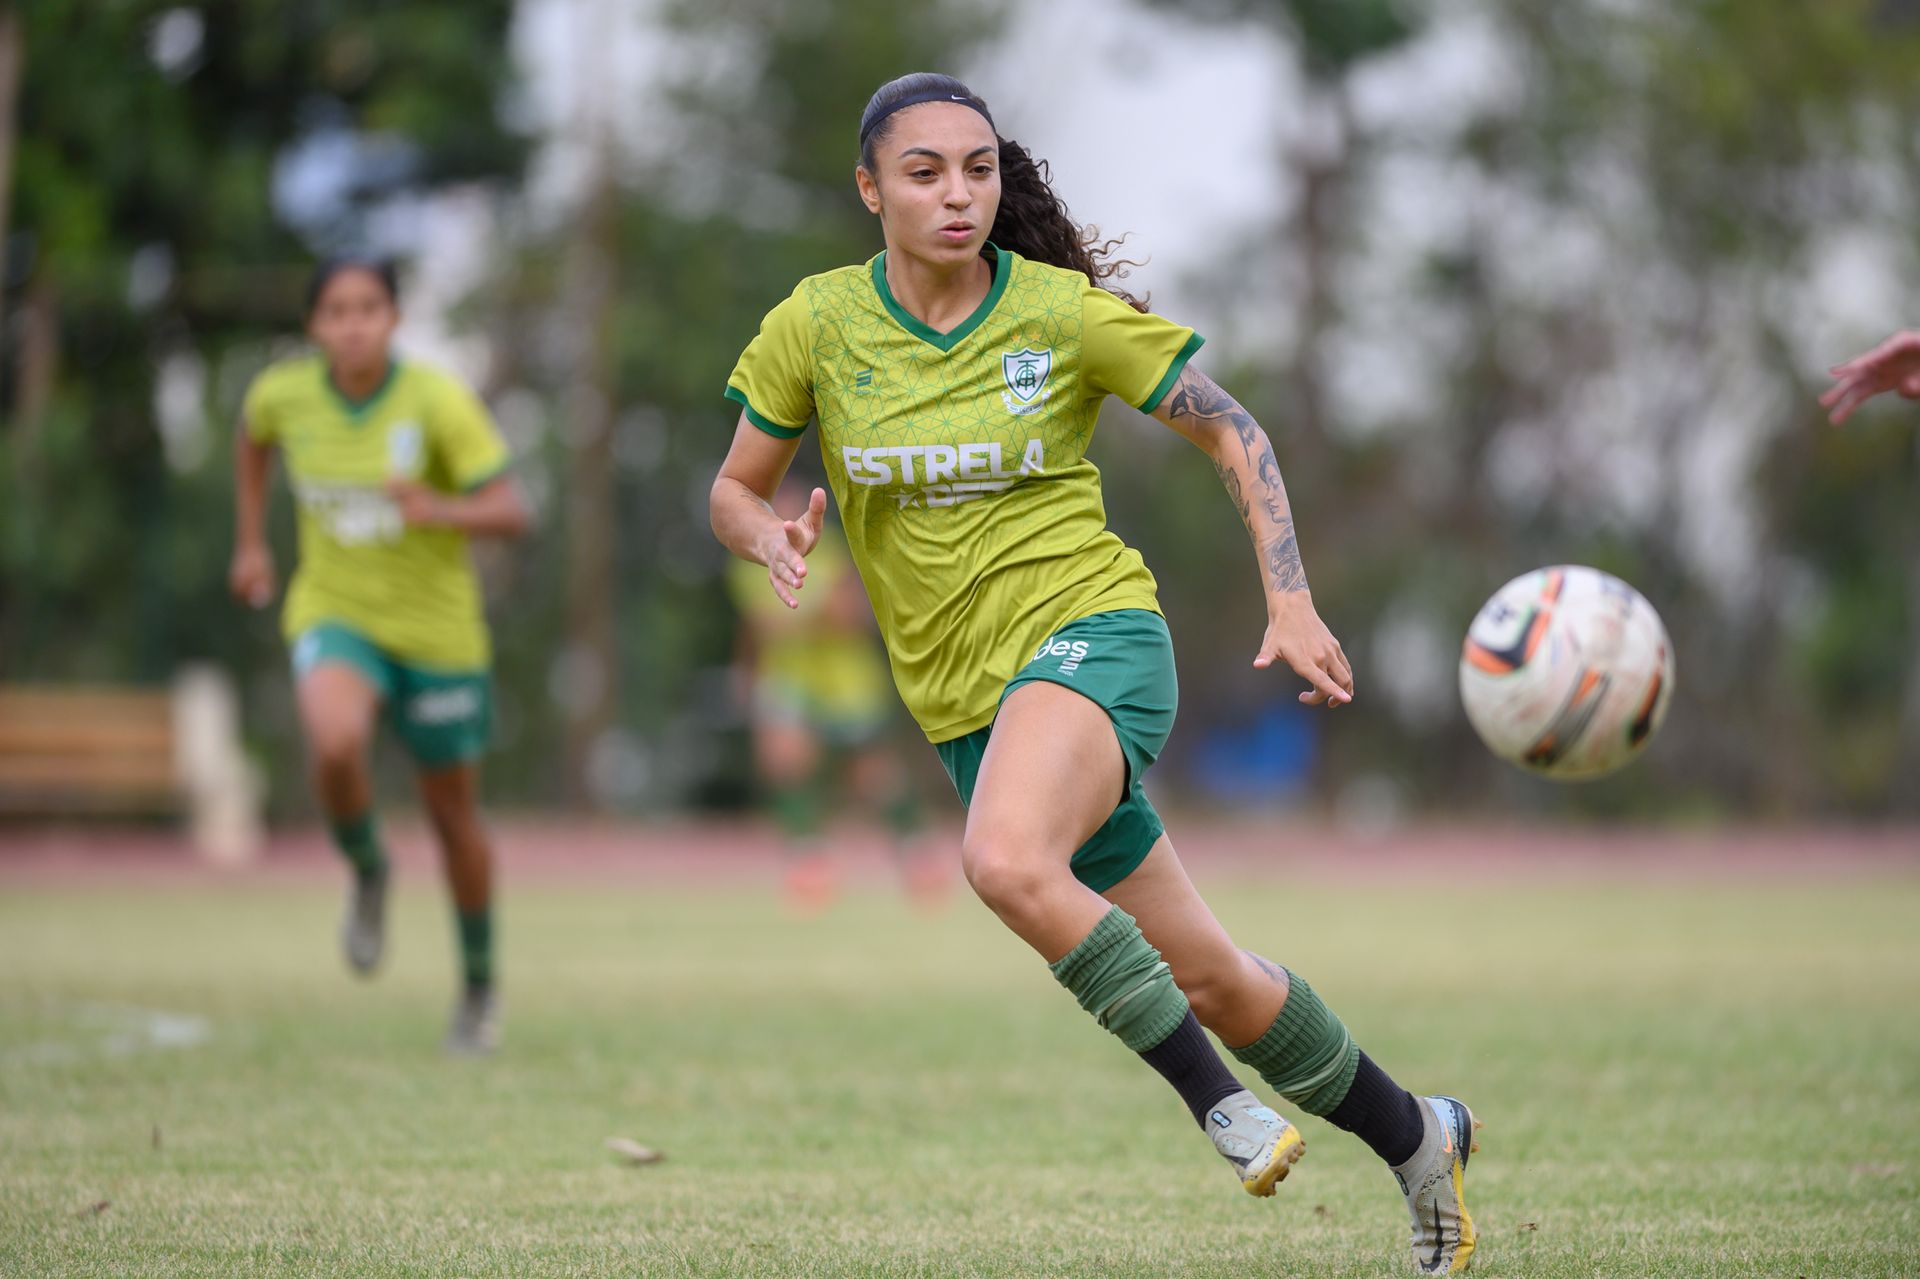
[933,610,1177,893]
[291,622,493,769]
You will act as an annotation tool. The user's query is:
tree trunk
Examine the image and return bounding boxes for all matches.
[558,152,621,808]
[0,3,23,369]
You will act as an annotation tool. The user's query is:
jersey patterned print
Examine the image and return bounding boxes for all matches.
[725,247,1204,741]
[243,356,510,670]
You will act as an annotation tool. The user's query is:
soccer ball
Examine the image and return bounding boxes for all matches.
[1458,565,1675,780]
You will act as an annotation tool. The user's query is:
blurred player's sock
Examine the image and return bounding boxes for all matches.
[772,783,823,841]
[455,906,493,991]
[1228,969,1425,1165]
[329,811,388,884]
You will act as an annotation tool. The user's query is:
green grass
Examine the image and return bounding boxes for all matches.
[2,865,1917,1277]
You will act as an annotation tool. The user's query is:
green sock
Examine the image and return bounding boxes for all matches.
[1227,969,1359,1116]
[882,785,922,840]
[456,907,493,990]
[1048,906,1190,1053]
[329,812,387,885]
[771,783,823,842]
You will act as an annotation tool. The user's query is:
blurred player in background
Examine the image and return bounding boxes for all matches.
[229,258,528,1055]
[726,478,939,911]
[712,73,1480,1275]
[1822,328,1920,424]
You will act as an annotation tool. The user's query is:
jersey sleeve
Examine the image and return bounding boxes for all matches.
[426,371,511,492]
[724,286,815,439]
[241,369,283,444]
[1080,285,1205,413]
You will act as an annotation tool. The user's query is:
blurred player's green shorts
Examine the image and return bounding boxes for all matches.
[934,610,1177,893]
[291,622,492,768]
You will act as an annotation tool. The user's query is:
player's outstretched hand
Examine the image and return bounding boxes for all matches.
[228,542,276,610]
[1256,594,1354,708]
[1821,330,1920,425]
[766,487,828,609]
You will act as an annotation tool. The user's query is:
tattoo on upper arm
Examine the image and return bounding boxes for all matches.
[1168,368,1307,593]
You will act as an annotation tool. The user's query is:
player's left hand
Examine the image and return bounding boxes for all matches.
[1256,594,1354,707]
[1821,330,1920,425]
[385,479,447,527]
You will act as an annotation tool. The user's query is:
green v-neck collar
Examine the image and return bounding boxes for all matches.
[870,244,1010,353]
[324,359,400,420]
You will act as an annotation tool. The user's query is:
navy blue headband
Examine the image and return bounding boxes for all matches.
[859,89,995,150]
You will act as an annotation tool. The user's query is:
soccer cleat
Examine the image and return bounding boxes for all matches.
[444,985,501,1057]
[1391,1095,1482,1274]
[341,866,388,975]
[1206,1088,1306,1197]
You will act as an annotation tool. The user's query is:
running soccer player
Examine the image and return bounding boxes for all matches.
[726,478,938,910]
[1821,328,1920,424]
[230,258,529,1056]
[709,74,1481,1274]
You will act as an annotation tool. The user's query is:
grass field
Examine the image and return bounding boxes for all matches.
[2,849,1918,1277]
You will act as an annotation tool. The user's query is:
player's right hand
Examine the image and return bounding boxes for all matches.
[229,543,276,609]
[765,487,827,609]
[1821,329,1920,425]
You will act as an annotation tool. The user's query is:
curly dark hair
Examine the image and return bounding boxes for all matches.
[858,73,1145,312]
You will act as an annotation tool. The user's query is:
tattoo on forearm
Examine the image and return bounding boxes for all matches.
[1263,518,1307,595]
[1168,369,1307,593]
[1213,459,1250,524]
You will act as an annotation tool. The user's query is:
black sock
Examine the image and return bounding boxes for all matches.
[1324,1050,1426,1165]
[1138,1010,1247,1127]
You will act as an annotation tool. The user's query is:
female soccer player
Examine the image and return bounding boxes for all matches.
[726,478,938,911]
[710,74,1481,1274]
[230,258,528,1056]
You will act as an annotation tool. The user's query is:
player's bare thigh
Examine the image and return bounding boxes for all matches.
[963,680,1128,959]
[296,663,382,769]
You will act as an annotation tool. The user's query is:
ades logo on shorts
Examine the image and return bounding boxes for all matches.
[1032,635,1091,676]
[408,686,482,726]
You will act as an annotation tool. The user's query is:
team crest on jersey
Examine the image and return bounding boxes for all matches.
[1001,347,1053,415]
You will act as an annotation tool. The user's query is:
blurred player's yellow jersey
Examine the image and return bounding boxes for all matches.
[725,528,893,723]
[725,247,1203,741]
[243,356,510,670]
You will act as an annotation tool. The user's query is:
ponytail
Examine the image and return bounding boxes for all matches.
[988,136,1145,311]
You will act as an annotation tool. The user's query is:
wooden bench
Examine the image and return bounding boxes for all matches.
[0,669,264,863]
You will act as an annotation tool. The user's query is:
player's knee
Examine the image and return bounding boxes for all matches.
[960,834,1056,913]
[307,722,371,776]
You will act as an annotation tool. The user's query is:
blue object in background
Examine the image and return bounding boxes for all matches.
[1186,703,1319,804]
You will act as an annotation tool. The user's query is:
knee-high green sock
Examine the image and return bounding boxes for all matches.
[1048,906,1191,1052]
[329,812,387,886]
[1228,969,1359,1116]
[771,782,823,843]
[455,907,493,991]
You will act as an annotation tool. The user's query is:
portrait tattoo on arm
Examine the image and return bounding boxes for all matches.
[1167,369,1308,595]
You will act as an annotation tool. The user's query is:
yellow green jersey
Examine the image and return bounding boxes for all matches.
[243,355,510,670]
[725,247,1203,741]
[725,526,893,724]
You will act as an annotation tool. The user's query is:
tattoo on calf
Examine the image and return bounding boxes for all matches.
[1243,950,1290,988]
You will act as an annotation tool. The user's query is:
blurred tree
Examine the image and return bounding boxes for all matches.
[0,0,524,807]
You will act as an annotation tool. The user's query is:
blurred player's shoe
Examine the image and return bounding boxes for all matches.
[783,849,840,914]
[341,866,388,975]
[1392,1096,1481,1274]
[444,986,500,1057]
[1206,1088,1305,1197]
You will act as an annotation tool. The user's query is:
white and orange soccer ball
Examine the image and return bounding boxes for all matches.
[1458,565,1675,780]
